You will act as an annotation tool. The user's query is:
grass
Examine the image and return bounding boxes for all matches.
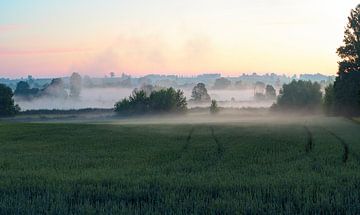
[0,116,360,214]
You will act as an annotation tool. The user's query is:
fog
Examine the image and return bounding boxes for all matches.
[16,87,274,110]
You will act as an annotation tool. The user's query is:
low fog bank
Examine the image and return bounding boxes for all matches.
[16,88,274,110]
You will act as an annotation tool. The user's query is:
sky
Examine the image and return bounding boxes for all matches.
[0,0,358,78]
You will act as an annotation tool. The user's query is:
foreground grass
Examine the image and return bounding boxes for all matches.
[0,117,360,214]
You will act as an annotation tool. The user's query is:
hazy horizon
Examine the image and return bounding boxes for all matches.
[1,1,358,78]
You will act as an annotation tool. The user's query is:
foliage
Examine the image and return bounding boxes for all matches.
[14,81,39,99]
[324,84,335,114]
[213,78,231,89]
[114,87,187,114]
[272,80,322,111]
[191,83,211,102]
[210,100,220,114]
[265,84,276,99]
[331,5,360,116]
[70,72,82,98]
[0,84,20,116]
[0,118,360,213]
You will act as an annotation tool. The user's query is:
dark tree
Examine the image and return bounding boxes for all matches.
[191,83,211,102]
[265,85,276,99]
[14,81,30,95]
[114,87,187,114]
[331,5,360,115]
[324,84,335,114]
[210,100,219,114]
[149,88,187,112]
[14,81,39,99]
[213,78,231,89]
[70,72,82,98]
[0,84,20,117]
[272,80,322,112]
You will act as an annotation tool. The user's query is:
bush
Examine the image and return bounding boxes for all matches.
[114,87,187,114]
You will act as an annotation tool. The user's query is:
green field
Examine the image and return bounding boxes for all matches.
[0,116,360,214]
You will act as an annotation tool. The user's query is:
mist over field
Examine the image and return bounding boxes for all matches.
[15,87,274,110]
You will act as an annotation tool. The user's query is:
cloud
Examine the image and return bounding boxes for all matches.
[69,32,216,76]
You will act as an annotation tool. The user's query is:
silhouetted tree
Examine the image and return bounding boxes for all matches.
[330,4,360,115]
[70,72,82,98]
[213,78,231,89]
[149,88,187,112]
[265,85,276,99]
[14,81,39,99]
[0,84,20,116]
[324,84,335,114]
[272,80,322,112]
[210,100,219,114]
[114,87,187,114]
[191,83,211,102]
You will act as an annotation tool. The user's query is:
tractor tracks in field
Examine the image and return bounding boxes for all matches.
[325,130,350,163]
[305,125,350,164]
[183,127,195,151]
[304,126,313,153]
[210,126,225,157]
[302,125,322,171]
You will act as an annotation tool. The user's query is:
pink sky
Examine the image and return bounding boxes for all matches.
[0,1,358,78]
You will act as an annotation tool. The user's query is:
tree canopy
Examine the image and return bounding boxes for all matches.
[14,81,39,99]
[272,80,322,112]
[114,87,187,114]
[326,5,360,115]
[0,84,20,117]
[191,83,211,102]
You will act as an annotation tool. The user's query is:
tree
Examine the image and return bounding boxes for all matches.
[331,5,360,115]
[210,100,219,114]
[324,84,335,114]
[191,83,211,102]
[114,87,187,114]
[14,81,39,99]
[149,88,187,113]
[0,84,20,117]
[265,85,276,99]
[42,78,68,98]
[272,80,322,112]
[213,78,231,89]
[70,73,82,98]
[254,81,266,95]
[14,81,30,96]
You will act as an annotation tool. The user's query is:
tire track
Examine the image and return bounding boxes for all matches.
[304,126,313,153]
[210,126,225,156]
[183,127,195,151]
[326,130,349,163]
